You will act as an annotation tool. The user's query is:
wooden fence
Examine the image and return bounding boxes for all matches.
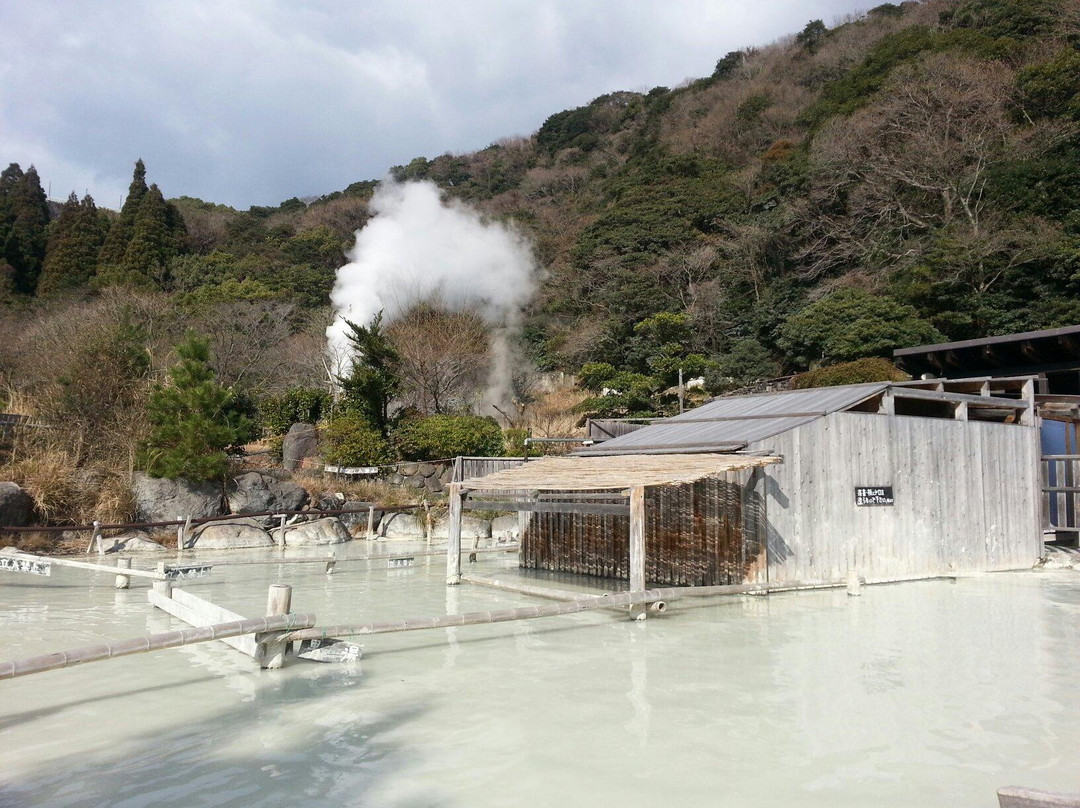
[453,456,532,482]
[1042,455,1080,534]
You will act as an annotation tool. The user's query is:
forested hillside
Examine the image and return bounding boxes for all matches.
[2,0,1079,523]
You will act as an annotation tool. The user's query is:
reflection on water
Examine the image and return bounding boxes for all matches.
[1,542,1079,807]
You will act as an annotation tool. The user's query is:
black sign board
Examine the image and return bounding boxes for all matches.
[0,556,51,576]
[855,486,894,506]
[164,563,213,580]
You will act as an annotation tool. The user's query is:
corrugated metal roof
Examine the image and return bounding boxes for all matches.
[577,382,889,456]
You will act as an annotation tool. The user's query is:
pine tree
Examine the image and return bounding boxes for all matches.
[38,193,107,295]
[97,158,148,269]
[1,165,50,294]
[340,312,401,435]
[139,334,251,481]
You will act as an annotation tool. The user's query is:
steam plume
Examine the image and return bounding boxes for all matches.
[326,179,537,413]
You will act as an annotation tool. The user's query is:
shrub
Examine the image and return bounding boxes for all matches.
[779,288,944,368]
[791,358,911,389]
[393,414,505,461]
[321,413,390,467]
[259,386,332,436]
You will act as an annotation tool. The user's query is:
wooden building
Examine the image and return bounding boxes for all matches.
[448,377,1044,590]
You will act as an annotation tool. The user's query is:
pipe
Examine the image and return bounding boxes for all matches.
[0,612,317,680]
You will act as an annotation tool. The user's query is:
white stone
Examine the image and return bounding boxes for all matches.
[190,518,274,550]
[272,518,351,547]
[380,512,426,539]
[490,514,520,541]
[432,515,491,540]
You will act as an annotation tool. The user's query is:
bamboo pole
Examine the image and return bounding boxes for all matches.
[281,579,855,643]
[0,612,317,680]
[446,484,463,585]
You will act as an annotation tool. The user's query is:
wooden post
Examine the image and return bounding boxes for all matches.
[878,391,895,415]
[153,561,172,598]
[446,484,463,585]
[954,401,968,421]
[325,558,336,575]
[257,584,292,669]
[629,485,646,620]
[366,505,376,539]
[114,557,131,590]
[1021,378,1037,426]
[177,515,192,554]
[846,570,861,596]
[86,521,102,555]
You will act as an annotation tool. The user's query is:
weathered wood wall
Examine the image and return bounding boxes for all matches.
[749,412,1042,583]
[520,470,767,586]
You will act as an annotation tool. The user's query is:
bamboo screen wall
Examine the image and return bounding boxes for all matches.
[520,469,768,587]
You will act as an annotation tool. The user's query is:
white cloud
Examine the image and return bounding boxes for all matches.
[0,0,870,208]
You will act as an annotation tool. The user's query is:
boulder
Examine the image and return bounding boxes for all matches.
[491,514,520,541]
[381,512,426,539]
[190,517,274,550]
[0,482,32,527]
[423,475,444,494]
[416,462,438,478]
[433,515,491,540]
[316,493,345,511]
[282,423,319,472]
[227,472,309,517]
[397,462,418,477]
[340,501,381,535]
[133,473,224,523]
[101,531,167,554]
[272,517,351,546]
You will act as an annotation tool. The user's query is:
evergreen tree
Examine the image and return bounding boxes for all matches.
[1,165,50,294]
[97,158,148,268]
[140,334,251,481]
[118,184,178,287]
[38,193,108,295]
[340,312,401,436]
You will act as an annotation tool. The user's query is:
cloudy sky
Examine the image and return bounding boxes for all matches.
[1,1,869,210]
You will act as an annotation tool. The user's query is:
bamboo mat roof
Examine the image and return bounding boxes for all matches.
[459,453,781,492]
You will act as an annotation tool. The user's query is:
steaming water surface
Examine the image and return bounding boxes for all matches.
[1,544,1078,807]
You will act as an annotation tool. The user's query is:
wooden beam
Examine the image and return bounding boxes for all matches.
[446,483,463,585]
[1,549,164,580]
[257,584,292,669]
[878,392,895,415]
[462,500,630,516]
[149,588,257,657]
[890,387,1030,409]
[629,485,646,620]
[954,401,968,421]
[1021,378,1037,426]
[998,786,1080,808]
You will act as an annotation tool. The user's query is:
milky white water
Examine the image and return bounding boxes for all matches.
[1,542,1078,807]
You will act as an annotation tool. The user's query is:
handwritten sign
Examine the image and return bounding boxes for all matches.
[0,556,52,576]
[855,486,894,507]
[388,556,414,568]
[164,563,213,580]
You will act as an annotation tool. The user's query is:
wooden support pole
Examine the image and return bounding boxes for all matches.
[1021,378,1037,426]
[256,584,293,669]
[114,557,132,590]
[0,612,317,680]
[86,520,102,555]
[366,505,376,539]
[846,570,861,596]
[954,401,968,421]
[153,561,172,598]
[628,485,646,620]
[446,484,463,585]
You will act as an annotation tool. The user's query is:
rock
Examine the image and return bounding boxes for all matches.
[439,466,454,484]
[190,517,274,550]
[282,423,319,472]
[398,462,418,477]
[0,482,32,527]
[491,514,520,541]
[133,473,225,523]
[381,512,426,539]
[416,462,438,478]
[316,493,345,511]
[1040,546,1080,570]
[389,473,405,486]
[340,501,381,535]
[433,515,491,540]
[405,476,426,490]
[227,472,309,517]
[424,475,444,494]
[101,531,167,554]
[272,517,351,546]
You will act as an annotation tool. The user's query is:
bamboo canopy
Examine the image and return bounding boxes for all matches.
[459,453,780,492]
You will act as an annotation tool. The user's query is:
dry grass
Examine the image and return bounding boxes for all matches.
[291,472,424,509]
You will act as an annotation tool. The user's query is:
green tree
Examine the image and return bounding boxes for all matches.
[1,164,50,294]
[38,193,107,295]
[779,288,945,368]
[97,159,149,267]
[97,184,183,289]
[796,20,828,54]
[140,334,251,480]
[321,412,390,466]
[339,312,400,435]
[393,414,504,460]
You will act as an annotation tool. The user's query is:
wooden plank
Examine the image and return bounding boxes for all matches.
[998,786,1080,808]
[890,387,1030,409]
[148,589,257,657]
[0,550,162,580]
[629,485,646,618]
[446,484,463,585]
